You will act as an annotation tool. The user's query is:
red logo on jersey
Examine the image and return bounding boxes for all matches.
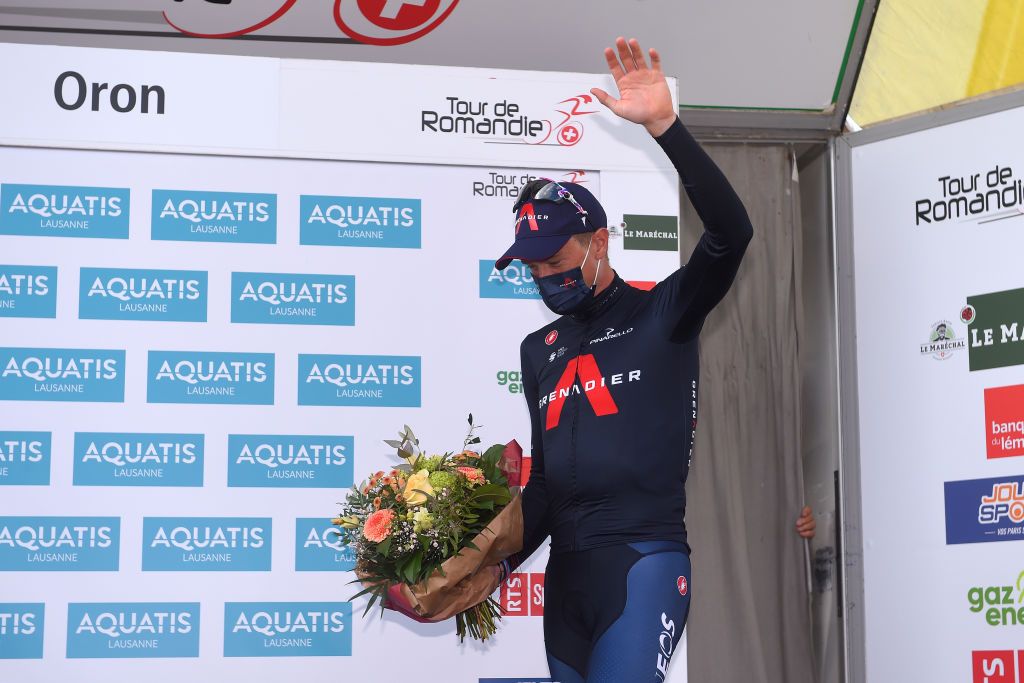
[545,354,621,430]
[677,576,688,596]
[545,330,559,346]
[501,572,545,617]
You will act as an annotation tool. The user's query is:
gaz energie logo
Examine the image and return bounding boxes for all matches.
[147,351,275,405]
[79,268,207,322]
[142,518,271,571]
[967,569,1024,627]
[0,265,57,318]
[73,433,204,487]
[0,431,51,486]
[223,602,352,657]
[0,184,129,239]
[299,195,421,249]
[0,348,125,403]
[0,517,120,571]
[231,272,354,326]
[151,190,276,244]
[227,435,353,488]
[66,603,199,659]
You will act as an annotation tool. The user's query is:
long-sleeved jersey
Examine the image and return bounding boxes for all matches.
[509,117,753,568]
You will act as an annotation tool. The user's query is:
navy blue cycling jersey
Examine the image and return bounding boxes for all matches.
[510,117,753,567]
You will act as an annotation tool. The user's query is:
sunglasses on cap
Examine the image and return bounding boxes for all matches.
[513,178,591,225]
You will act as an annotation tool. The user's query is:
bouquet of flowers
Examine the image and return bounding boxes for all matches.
[332,415,524,642]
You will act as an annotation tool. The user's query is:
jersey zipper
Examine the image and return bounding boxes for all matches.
[568,325,589,552]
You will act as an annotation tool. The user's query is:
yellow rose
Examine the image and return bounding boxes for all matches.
[403,469,434,506]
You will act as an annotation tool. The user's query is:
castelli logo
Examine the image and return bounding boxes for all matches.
[162,0,459,45]
[545,330,559,346]
[677,576,688,596]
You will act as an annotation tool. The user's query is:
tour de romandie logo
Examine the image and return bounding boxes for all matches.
[920,319,967,361]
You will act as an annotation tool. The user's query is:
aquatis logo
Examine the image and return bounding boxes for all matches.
[73,433,204,488]
[299,195,420,249]
[295,518,356,572]
[151,189,276,244]
[479,261,540,300]
[0,184,129,239]
[147,351,274,405]
[231,272,354,326]
[223,602,352,657]
[0,431,51,486]
[298,354,420,407]
[0,348,125,403]
[966,287,1024,372]
[945,475,1024,545]
[0,265,57,319]
[142,517,272,571]
[0,517,119,571]
[79,268,207,322]
[227,435,353,489]
[0,603,44,659]
[66,603,199,659]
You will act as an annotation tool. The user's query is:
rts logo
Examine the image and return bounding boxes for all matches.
[973,651,1024,683]
[501,572,544,617]
[479,261,540,300]
[986,384,1024,459]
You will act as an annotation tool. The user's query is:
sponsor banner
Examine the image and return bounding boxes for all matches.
[945,475,1024,544]
[141,517,272,571]
[966,288,1024,372]
[297,354,421,407]
[227,434,353,489]
[295,518,357,572]
[147,351,275,405]
[0,603,44,660]
[66,602,200,659]
[151,189,277,244]
[496,369,524,395]
[298,195,421,249]
[967,569,1024,628]
[501,572,545,617]
[0,183,129,239]
[986,385,1024,460]
[79,267,208,322]
[0,348,125,402]
[479,261,540,299]
[622,214,679,251]
[0,431,51,486]
[231,272,355,326]
[919,320,966,361]
[0,516,120,571]
[73,432,204,487]
[223,602,352,657]
[0,265,57,318]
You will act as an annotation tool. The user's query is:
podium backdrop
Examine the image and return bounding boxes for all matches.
[0,42,687,682]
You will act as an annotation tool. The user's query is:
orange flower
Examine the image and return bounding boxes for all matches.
[373,497,382,510]
[459,450,480,460]
[457,466,485,485]
[363,509,395,542]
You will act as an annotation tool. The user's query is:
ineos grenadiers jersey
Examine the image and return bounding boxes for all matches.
[510,117,753,565]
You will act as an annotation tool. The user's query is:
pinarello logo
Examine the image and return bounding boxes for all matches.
[677,576,688,596]
[962,305,977,324]
[545,330,558,346]
[335,0,459,45]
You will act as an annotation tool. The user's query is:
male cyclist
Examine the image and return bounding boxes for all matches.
[489,37,754,682]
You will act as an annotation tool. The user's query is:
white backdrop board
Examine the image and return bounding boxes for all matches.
[849,103,1024,682]
[0,43,688,682]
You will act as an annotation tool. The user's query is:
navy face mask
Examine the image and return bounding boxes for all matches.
[536,235,603,315]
